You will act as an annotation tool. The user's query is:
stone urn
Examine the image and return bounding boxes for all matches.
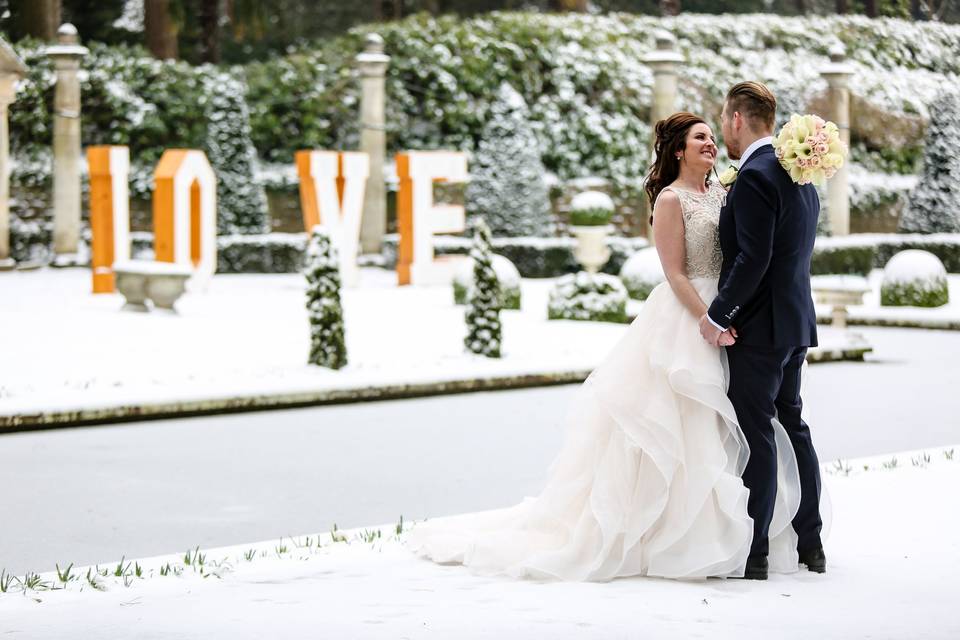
[113,260,194,312]
[570,225,612,274]
[146,270,192,311]
[112,264,149,312]
[569,190,615,274]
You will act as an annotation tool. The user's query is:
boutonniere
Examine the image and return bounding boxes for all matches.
[717,165,738,189]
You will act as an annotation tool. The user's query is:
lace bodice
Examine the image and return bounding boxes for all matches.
[659,183,725,278]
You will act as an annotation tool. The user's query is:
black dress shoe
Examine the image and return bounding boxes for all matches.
[740,555,768,580]
[798,547,826,573]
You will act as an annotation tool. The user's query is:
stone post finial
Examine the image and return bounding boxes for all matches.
[654,29,676,51]
[364,33,385,54]
[57,23,79,44]
[828,42,846,63]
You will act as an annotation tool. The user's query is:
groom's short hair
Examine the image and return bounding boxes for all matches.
[726,82,776,132]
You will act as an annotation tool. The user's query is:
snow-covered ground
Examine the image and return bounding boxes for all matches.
[2,447,957,639]
[0,267,867,422]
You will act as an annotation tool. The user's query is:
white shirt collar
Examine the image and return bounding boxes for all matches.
[737,136,774,168]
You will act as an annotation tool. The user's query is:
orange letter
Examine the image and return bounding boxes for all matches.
[295,151,369,286]
[153,150,218,287]
[396,151,468,285]
[88,145,131,293]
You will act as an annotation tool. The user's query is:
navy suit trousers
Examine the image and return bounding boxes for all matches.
[725,344,824,558]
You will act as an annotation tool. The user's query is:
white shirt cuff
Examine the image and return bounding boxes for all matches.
[706,314,727,331]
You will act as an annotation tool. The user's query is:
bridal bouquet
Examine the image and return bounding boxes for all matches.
[773,114,847,186]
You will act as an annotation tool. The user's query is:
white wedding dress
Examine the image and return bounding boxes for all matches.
[405,182,807,581]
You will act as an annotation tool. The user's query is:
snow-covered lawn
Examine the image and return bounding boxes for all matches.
[0,267,865,421]
[2,447,957,639]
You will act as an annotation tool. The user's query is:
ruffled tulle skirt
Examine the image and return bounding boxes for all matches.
[405,278,805,581]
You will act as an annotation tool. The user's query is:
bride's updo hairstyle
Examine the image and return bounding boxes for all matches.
[644,112,708,213]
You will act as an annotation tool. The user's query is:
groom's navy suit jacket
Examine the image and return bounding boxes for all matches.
[707,145,819,348]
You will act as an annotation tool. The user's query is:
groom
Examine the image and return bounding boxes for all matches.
[698,81,825,581]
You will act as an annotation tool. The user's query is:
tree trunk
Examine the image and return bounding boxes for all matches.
[145,0,179,60]
[864,0,877,16]
[794,0,808,14]
[198,0,221,63]
[835,0,848,13]
[659,0,680,16]
[15,0,61,41]
[549,0,589,9]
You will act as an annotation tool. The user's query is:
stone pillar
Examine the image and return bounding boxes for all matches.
[641,30,684,243]
[820,44,853,237]
[355,33,390,255]
[0,40,27,270]
[46,24,88,265]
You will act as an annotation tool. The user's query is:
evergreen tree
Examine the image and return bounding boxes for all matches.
[305,227,347,369]
[464,218,503,358]
[899,89,960,233]
[466,82,552,238]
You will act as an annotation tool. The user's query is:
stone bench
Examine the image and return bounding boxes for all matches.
[112,260,193,312]
[811,275,872,329]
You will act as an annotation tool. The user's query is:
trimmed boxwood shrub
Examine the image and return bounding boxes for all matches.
[547,272,628,323]
[880,250,950,307]
[453,254,522,310]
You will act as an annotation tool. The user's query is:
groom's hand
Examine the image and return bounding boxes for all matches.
[698,314,724,346]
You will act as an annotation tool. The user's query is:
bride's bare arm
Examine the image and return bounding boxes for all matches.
[652,191,710,319]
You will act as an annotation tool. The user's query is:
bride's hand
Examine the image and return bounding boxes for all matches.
[717,328,737,347]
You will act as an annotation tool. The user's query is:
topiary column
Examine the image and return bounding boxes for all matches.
[204,70,270,236]
[305,226,347,369]
[899,89,960,234]
[464,218,503,358]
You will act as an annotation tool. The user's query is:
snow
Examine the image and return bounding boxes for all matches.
[569,190,614,213]
[113,0,144,32]
[453,254,522,289]
[809,274,871,293]
[2,447,958,639]
[814,231,960,250]
[882,249,948,285]
[0,268,628,417]
[112,259,194,276]
[619,247,665,282]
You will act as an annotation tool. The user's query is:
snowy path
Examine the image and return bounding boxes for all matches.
[2,452,959,640]
[1,327,958,576]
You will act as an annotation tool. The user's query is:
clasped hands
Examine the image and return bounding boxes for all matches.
[698,314,738,347]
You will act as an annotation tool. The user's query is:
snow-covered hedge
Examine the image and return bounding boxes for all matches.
[547,272,628,323]
[217,233,307,273]
[812,233,960,275]
[250,13,960,193]
[9,41,268,238]
[880,250,950,307]
[382,234,648,278]
[619,247,665,300]
[453,254,522,310]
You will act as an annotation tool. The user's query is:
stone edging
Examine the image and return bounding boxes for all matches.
[0,347,872,433]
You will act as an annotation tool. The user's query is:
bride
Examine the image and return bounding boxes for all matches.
[405,112,805,581]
